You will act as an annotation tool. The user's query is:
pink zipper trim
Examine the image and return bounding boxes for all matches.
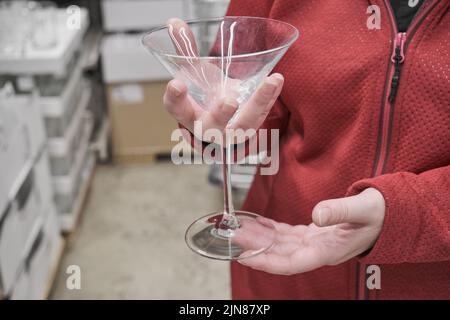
[374,31,407,176]
[391,32,406,63]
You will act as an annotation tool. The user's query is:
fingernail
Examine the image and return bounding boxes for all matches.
[224,98,237,111]
[272,73,284,82]
[170,83,182,97]
[318,207,331,226]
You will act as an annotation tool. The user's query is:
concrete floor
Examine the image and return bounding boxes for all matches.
[50,162,233,299]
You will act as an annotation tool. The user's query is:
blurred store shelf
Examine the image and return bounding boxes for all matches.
[1,0,244,301]
[100,0,185,164]
[80,29,103,71]
[101,0,184,32]
[188,0,230,19]
[0,2,97,299]
[0,8,90,76]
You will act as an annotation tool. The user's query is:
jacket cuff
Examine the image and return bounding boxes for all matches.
[346,173,414,265]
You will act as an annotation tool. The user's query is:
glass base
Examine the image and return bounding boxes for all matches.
[185,211,275,260]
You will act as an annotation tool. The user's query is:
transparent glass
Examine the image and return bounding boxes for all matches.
[142,16,298,260]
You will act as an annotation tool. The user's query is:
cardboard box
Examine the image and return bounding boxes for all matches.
[106,81,177,163]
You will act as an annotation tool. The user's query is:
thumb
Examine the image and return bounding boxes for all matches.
[312,188,383,227]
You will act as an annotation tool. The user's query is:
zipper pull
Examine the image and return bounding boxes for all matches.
[388,33,406,103]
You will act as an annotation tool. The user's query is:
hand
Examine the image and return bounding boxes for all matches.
[238,188,386,275]
[162,18,284,142]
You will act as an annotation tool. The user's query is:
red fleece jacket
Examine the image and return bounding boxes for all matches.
[221,0,450,299]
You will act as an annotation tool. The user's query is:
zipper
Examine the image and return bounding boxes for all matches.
[388,32,406,102]
[372,30,405,177]
[357,0,440,300]
[373,0,439,177]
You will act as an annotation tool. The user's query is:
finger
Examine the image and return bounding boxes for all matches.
[233,218,299,252]
[232,218,275,252]
[166,18,199,57]
[227,73,284,130]
[256,216,292,233]
[257,216,307,236]
[312,188,384,227]
[238,251,295,275]
[163,79,200,130]
[200,98,238,131]
[275,233,302,244]
[240,242,329,275]
[268,241,299,255]
[251,217,304,243]
[166,18,212,90]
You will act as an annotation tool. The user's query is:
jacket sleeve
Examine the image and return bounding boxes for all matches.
[346,165,450,265]
[226,0,274,17]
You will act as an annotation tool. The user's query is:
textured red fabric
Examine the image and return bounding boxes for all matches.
[222,0,450,299]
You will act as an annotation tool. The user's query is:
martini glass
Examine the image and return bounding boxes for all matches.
[142,16,298,260]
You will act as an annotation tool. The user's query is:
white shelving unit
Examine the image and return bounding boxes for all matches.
[101,0,184,32]
[0,8,90,76]
[0,5,93,299]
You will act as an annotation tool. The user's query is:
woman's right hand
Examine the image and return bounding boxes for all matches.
[163,73,284,138]
[162,18,284,142]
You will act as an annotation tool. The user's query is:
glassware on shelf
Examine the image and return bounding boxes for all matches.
[0,1,33,56]
[31,1,58,50]
[34,50,79,97]
[35,51,82,138]
[0,1,58,56]
[143,17,299,260]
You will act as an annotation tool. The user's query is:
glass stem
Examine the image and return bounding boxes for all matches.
[222,146,234,216]
[216,143,240,231]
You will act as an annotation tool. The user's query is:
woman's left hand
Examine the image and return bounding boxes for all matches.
[238,188,386,275]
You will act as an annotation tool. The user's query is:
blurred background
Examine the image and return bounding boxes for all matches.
[0,0,259,299]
